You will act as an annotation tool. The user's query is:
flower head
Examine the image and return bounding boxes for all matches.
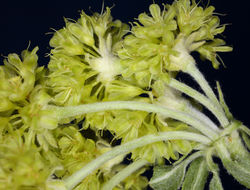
[118,0,232,89]
[0,47,38,112]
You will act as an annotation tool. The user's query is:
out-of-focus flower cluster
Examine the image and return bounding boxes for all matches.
[0,46,148,189]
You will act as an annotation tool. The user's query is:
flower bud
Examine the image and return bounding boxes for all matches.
[21,46,39,71]
[50,29,84,56]
[149,4,162,21]
[0,97,15,112]
[1,47,38,102]
[138,13,154,26]
[67,22,95,47]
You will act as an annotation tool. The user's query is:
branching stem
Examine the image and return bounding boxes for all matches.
[102,159,149,190]
[49,101,218,139]
[64,131,211,189]
[169,78,227,127]
[184,63,229,127]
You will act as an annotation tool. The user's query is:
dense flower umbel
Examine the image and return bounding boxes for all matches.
[47,7,129,106]
[118,0,232,89]
[0,131,58,190]
[46,5,197,164]
[1,0,249,190]
[0,47,38,112]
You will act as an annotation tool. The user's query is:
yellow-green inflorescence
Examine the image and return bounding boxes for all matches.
[0,0,242,190]
[118,0,232,86]
[46,4,197,164]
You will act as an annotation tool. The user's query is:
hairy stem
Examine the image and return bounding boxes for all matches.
[102,159,149,190]
[186,105,219,132]
[169,78,228,127]
[49,101,218,139]
[240,125,250,136]
[184,63,229,127]
[64,131,211,189]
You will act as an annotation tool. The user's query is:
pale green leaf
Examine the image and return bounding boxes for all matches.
[221,158,250,188]
[216,138,250,188]
[149,162,187,190]
[216,81,233,120]
[182,158,209,190]
[241,131,250,150]
[209,173,223,190]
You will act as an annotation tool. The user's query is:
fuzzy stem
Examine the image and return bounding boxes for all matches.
[184,63,229,127]
[169,78,228,127]
[215,141,231,160]
[64,131,211,189]
[240,125,250,136]
[102,159,149,190]
[49,101,218,139]
[186,105,219,132]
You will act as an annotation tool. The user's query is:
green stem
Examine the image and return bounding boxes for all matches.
[102,159,149,190]
[169,78,228,127]
[184,63,229,127]
[186,105,219,132]
[240,125,250,136]
[219,120,241,138]
[215,141,231,160]
[49,101,218,139]
[205,147,218,172]
[64,131,211,190]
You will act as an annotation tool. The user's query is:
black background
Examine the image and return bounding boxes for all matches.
[0,0,249,189]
